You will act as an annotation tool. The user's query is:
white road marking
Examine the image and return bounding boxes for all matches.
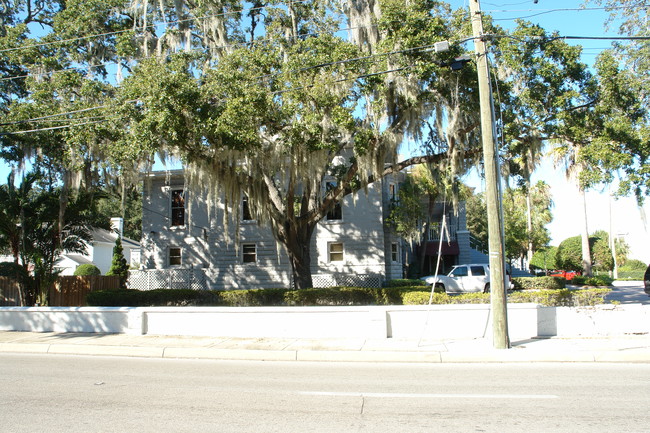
[298,391,558,399]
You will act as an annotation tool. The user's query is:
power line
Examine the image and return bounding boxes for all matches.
[488,5,649,21]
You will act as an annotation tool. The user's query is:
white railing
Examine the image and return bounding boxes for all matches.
[311,274,383,288]
[428,223,457,241]
[128,269,207,291]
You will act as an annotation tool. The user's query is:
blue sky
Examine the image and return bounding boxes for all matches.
[449,0,650,262]
[4,1,648,262]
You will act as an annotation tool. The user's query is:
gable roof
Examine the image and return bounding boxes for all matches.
[90,228,139,248]
[58,254,95,266]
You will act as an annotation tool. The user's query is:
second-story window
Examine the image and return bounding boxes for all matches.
[242,195,253,221]
[389,183,397,202]
[171,189,185,227]
[325,181,342,221]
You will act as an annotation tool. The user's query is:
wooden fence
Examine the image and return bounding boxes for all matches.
[0,277,21,306]
[0,276,121,307]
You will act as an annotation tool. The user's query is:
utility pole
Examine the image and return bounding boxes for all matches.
[468,0,510,349]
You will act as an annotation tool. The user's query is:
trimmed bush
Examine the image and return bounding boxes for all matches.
[571,275,612,287]
[402,292,490,305]
[403,288,610,307]
[87,286,612,308]
[220,288,289,306]
[87,289,221,306]
[512,276,565,291]
[74,264,101,276]
[385,279,427,288]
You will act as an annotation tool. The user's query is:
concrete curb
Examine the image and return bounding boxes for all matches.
[2,340,650,363]
[2,330,650,363]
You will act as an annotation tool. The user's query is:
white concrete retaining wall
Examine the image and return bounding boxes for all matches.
[0,307,132,334]
[1,304,649,339]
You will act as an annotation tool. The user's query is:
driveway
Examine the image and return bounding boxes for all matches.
[602,281,650,304]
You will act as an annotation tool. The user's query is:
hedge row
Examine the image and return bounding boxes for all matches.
[570,275,614,287]
[402,289,611,307]
[87,286,611,307]
[511,276,565,290]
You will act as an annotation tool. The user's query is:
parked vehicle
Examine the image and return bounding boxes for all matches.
[420,263,511,294]
[644,264,650,296]
[550,270,579,281]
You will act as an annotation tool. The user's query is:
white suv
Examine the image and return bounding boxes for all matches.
[420,264,511,294]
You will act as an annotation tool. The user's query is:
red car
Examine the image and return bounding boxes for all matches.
[550,270,580,281]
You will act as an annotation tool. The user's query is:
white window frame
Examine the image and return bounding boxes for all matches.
[170,188,186,227]
[168,247,182,267]
[242,243,257,263]
[328,242,344,262]
[391,243,399,262]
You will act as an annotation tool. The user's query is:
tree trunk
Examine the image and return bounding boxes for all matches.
[283,220,317,290]
[580,187,593,277]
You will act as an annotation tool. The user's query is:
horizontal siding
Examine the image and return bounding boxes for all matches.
[143,172,397,289]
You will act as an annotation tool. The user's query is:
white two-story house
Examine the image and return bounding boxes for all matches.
[133,169,478,290]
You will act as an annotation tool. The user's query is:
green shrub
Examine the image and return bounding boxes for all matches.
[571,275,586,285]
[620,259,648,271]
[385,279,426,288]
[571,275,613,287]
[615,270,646,280]
[74,264,101,276]
[403,288,610,307]
[284,287,378,306]
[220,288,289,306]
[401,291,490,305]
[512,276,565,290]
[86,286,612,308]
[87,289,221,306]
[613,261,647,280]
[508,288,610,306]
[584,276,613,287]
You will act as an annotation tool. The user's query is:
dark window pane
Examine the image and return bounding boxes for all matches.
[470,266,485,276]
[243,244,256,263]
[171,189,185,226]
[169,247,182,266]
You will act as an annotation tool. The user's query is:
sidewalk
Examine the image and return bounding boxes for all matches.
[1,331,650,363]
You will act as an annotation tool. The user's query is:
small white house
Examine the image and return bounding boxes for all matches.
[56,218,140,275]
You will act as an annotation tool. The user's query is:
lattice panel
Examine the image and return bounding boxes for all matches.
[311,274,337,288]
[335,274,382,288]
[127,269,207,291]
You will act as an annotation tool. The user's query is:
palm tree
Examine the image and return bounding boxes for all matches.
[550,142,593,276]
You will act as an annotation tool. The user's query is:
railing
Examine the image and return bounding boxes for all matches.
[311,274,382,288]
[128,268,207,291]
[428,223,457,241]
[469,234,488,255]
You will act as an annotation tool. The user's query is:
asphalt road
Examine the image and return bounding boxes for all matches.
[1,354,650,433]
[605,281,649,304]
